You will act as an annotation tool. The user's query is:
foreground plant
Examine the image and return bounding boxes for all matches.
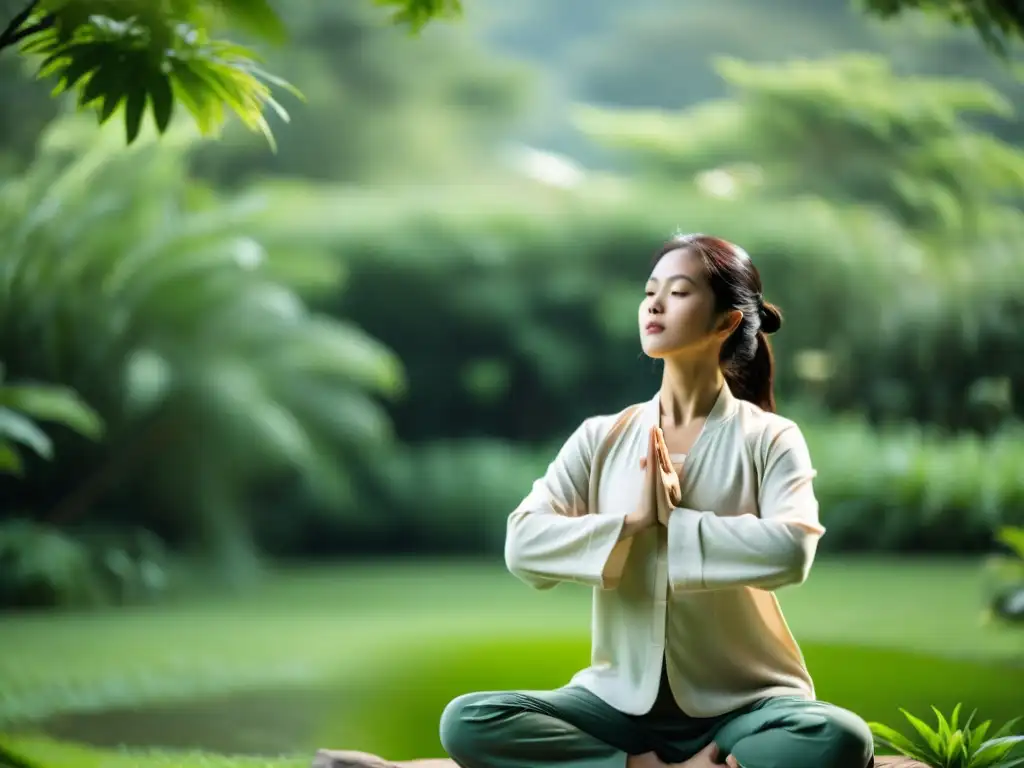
[869,704,1023,768]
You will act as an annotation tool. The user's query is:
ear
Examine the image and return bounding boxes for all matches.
[714,309,743,338]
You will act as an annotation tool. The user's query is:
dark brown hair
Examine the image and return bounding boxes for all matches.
[652,233,783,413]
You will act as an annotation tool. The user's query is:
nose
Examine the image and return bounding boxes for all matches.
[647,300,663,315]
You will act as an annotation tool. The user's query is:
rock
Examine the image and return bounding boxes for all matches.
[311,751,455,768]
[311,750,928,767]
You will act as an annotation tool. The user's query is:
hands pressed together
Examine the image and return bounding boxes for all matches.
[622,426,682,538]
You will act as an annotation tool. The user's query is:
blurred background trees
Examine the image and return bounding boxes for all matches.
[1,2,1023,767]
[0,0,1022,607]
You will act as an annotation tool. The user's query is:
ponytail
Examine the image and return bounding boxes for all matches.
[721,302,782,413]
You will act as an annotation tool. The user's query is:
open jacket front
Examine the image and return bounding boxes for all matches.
[504,383,826,718]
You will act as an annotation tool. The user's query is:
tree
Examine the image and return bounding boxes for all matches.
[861,0,1024,54]
[574,54,1024,238]
[0,0,462,148]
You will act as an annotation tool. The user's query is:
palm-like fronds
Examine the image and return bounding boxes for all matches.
[0,115,404,570]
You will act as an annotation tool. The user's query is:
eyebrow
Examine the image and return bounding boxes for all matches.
[647,273,696,285]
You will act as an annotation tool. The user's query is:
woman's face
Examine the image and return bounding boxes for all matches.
[639,247,724,360]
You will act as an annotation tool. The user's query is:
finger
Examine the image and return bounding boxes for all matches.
[726,755,740,768]
[654,428,673,473]
[646,429,659,476]
[647,432,659,497]
[639,457,647,470]
[667,480,681,507]
[707,742,721,762]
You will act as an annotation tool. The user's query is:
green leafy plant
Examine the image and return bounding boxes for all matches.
[869,704,1023,768]
[0,364,104,476]
[0,0,462,149]
[8,2,301,149]
[0,115,404,578]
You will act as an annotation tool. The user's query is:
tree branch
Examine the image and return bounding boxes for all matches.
[0,0,42,52]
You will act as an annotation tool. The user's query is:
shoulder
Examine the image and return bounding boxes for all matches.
[731,400,810,464]
[567,400,649,456]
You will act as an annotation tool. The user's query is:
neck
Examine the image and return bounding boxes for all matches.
[658,355,724,428]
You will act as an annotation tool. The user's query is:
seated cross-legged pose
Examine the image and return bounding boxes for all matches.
[313,234,875,768]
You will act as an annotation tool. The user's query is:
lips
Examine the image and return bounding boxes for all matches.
[645,322,665,334]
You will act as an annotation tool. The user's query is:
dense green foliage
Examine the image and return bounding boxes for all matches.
[1,1,1022,598]
[2,49,1023,600]
[0,117,403,581]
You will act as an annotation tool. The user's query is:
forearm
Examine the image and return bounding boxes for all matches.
[505,509,636,590]
[666,509,822,592]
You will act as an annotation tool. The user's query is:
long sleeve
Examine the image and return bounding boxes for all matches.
[505,417,633,591]
[667,423,825,593]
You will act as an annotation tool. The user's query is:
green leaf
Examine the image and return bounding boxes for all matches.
[934,706,953,745]
[945,729,965,768]
[951,703,965,732]
[992,718,1022,740]
[969,720,993,754]
[0,440,24,476]
[0,408,53,460]
[901,709,944,758]
[869,722,932,763]
[148,69,175,133]
[0,385,103,440]
[972,736,1024,768]
[374,0,463,31]
[211,0,288,44]
[124,80,147,144]
[995,526,1024,559]
[46,42,109,96]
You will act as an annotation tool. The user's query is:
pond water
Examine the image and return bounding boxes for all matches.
[22,686,343,756]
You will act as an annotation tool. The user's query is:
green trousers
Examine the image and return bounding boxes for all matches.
[438,676,873,768]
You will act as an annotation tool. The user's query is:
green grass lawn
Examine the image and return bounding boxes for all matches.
[0,557,1021,768]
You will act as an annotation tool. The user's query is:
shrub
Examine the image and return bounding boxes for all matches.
[253,181,1024,441]
[0,519,170,610]
[365,415,1024,555]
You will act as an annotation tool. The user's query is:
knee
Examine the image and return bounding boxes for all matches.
[821,707,874,768]
[439,692,508,762]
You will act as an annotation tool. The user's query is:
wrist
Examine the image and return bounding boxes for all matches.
[622,510,653,537]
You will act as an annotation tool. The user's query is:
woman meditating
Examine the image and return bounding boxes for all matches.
[314,234,875,768]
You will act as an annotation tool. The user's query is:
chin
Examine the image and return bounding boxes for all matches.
[640,339,673,359]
